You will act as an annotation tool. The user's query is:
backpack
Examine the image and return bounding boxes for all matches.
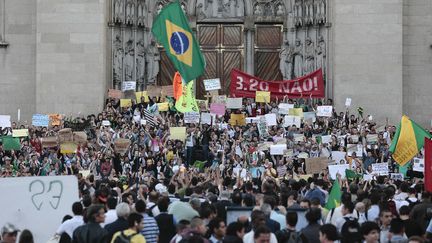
[113,231,138,243]
[276,229,303,243]
[147,204,157,217]
[341,217,362,243]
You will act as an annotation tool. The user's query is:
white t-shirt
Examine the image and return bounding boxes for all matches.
[56,215,84,238]
[243,230,278,243]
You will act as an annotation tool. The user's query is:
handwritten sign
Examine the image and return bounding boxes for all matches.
[366,134,378,144]
[102,120,111,126]
[0,115,11,128]
[210,103,226,116]
[58,128,73,143]
[278,103,294,114]
[321,135,332,144]
[303,112,316,123]
[184,112,200,124]
[196,99,209,111]
[270,144,286,155]
[246,117,260,123]
[114,138,131,154]
[283,115,301,127]
[135,91,149,103]
[345,98,352,107]
[294,134,305,143]
[49,114,62,126]
[256,91,270,103]
[170,127,186,141]
[203,78,221,91]
[122,81,136,91]
[201,113,212,125]
[60,142,77,154]
[372,162,389,176]
[413,158,424,172]
[265,113,277,126]
[390,173,404,181]
[32,114,49,127]
[157,102,169,112]
[226,98,243,109]
[288,108,304,117]
[41,136,57,148]
[120,99,132,108]
[108,89,123,99]
[12,129,29,137]
[331,151,347,164]
[213,95,227,104]
[328,164,349,179]
[147,86,162,97]
[230,114,246,126]
[317,106,333,117]
[73,131,87,144]
[305,157,329,174]
[161,85,174,97]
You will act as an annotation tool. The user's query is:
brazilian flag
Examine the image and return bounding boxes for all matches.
[152,1,205,83]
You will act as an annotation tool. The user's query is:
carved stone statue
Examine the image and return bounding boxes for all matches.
[315,0,326,24]
[294,0,303,27]
[316,35,326,75]
[276,4,284,16]
[279,41,294,80]
[113,35,123,82]
[229,0,236,17]
[125,39,135,80]
[137,0,145,26]
[197,3,207,20]
[293,38,303,78]
[216,0,223,16]
[126,0,135,25]
[114,0,124,24]
[235,0,244,17]
[146,40,160,84]
[204,0,214,17]
[254,4,263,16]
[304,37,315,73]
[136,39,145,82]
[305,0,314,25]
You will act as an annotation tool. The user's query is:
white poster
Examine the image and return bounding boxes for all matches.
[0,115,11,128]
[390,173,404,181]
[184,112,200,123]
[321,135,332,144]
[283,115,301,128]
[303,112,316,123]
[203,78,221,91]
[200,112,212,125]
[0,176,79,243]
[345,98,352,107]
[328,164,349,179]
[226,98,243,109]
[270,144,287,155]
[265,113,277,126]
[294,134,305,143]
[121,81,136,91]
[246,117,260,123]
[372,162,389,176]
[413,158,425,172]
[331,151,347,164]
[278,103,294,114]
[317,106,333,117]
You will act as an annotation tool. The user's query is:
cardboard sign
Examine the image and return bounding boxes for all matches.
[256,91,270,103]
[135,91,149,103]
[12,129,29,137]
[108,89,123,99]
[120,99,132,108]
[372,162,389,176]
[265,113,277,126]
[41,136,58,148]
[230,114,246,126]
[317,106,333,117]
[283,115,301,127]
[157,102,169,112]
[196,99,208,111]
[170,127,186,141]
[210,103,226,116]
[73,131,87,144]
[0,176,79,243]
[184,112,200,123]
[328,164,349,179]
[345,98,352,107]
[60,142,77,154]
[147,86,162,97]
[122,81,136,91]
[114,138,131,154]
[201,113,212,125]
[203,78,221,91]
[270,144,287,155]
[305,157,329,174]
[288,108,304,117]
[48,114,62,126]
[58,128,73,143]
[226,98,243,109]
[278,103,294,114]
[213,95,227,104]
[32,114,49,127]
[366,134,378,144]
[331,151,347,164]
[303,112,316,123]
[0,115,11,128]
[161,85,174,97]
[413,158,424,172]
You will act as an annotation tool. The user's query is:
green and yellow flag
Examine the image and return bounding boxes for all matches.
[175,80,199,113]
[325,179,342,210]
[152,2,205,83]
[389,115,431,166]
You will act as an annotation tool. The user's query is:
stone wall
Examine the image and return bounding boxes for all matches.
[332,0,403,125]
[402,0,432,127]
[35,0,107,117]
[0,0,36,122]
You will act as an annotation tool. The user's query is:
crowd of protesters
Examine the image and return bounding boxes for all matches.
[1,95,431,243]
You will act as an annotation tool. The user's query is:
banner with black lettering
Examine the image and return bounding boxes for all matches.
[230,69,325,99]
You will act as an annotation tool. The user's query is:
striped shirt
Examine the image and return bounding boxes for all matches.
[140,213,159,243]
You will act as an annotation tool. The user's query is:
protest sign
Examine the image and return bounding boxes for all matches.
[349,135,359,143]
[196,99,208,111]
[201,113,212,125]
[331,151,347,164]
[114,138,130,154]
[161,85,174,97]
[41,136,58,148]
[0,115,11,128]
[32,114,49,127]
[328,164,349,179]
[213,95,227,104]
[170,127,186,141]
[303,112,316,123]
[108,89,123,99]
[210,103,226,116]
[347,144,363,156]
[283,115,301,127]
[246,117,260,123]
[120,99,132,108]
[321,135,332,144]
[58,128,73,143]
[317,106,333,117]
[284,149,294,157]
[372,163,389,176]
[250,167,265,178]
[184,112,200,124]
[203,78,221,91]
[413,158,424,172]
[255,91,270,103]
[366,134,378,144]
[157,102,169,112]
[278,103,294,114]
[121,81,136,91]
[298,152,309,159]
[102,120,111,126]
[363,174,374,181]
[0,176,79,243]
[48,114,62,126]
[135,91,149,103]
[270,144,286,155]
[305,157,328,174]
[140,119,147,125]
[1,136,20,150]
[257,116,269,138]
[230,114,246,126]
[147,86,162,97]
[294,134,305,143]
[265,113,277,126]
[60,142,77,154]
[73,131,87,144]
[390,173,404,181]
[288,108,304,117]
[226,98,243,109]
[345,98,352,107]
[12,129,29,137]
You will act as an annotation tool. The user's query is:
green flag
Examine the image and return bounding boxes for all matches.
[151,1,205,83]
[1,136,21,151]
[193,160,206,171]
[345,169,362,179]
[325,179,342,210]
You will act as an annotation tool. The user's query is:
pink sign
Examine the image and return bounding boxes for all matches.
[210,103,226,116]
